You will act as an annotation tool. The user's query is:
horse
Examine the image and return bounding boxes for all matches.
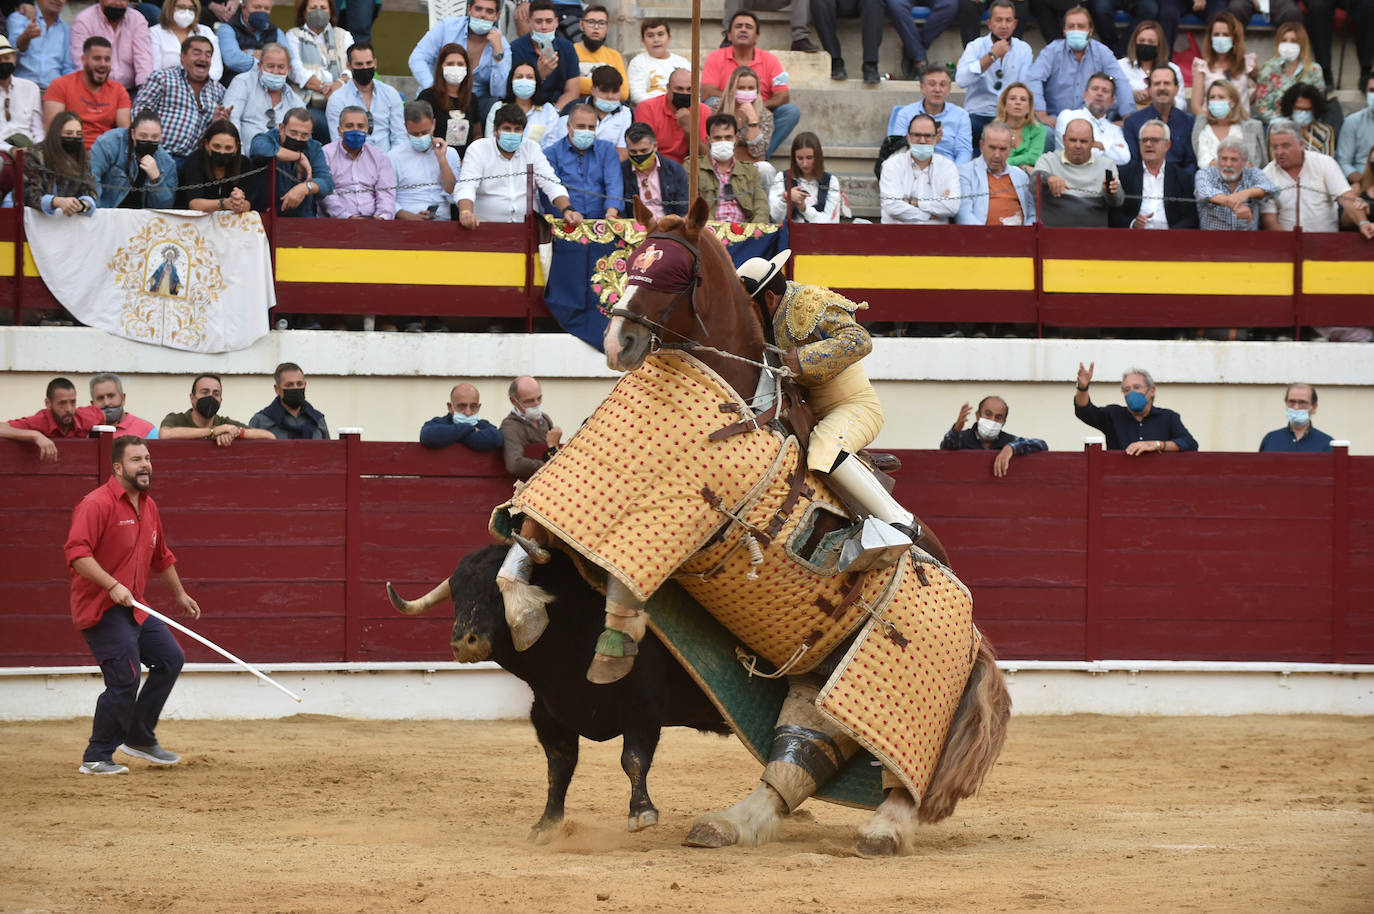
[505,197,1010,856]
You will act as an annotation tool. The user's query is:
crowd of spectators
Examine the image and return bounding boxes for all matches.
[0,0,1369,335]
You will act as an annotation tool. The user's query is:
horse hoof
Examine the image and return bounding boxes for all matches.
[508,606,549,652]
[682,819,738,848]
[628,808,659,832]
[586,654,634,684]
[528,820,561,844]
[851,835,906,857]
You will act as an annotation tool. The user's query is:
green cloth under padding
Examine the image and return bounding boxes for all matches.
[647,582,883,809]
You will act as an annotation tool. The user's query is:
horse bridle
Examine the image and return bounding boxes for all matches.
[608,232,709,342]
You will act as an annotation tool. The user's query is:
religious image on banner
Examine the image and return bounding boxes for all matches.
[543,217,785,351]
[24,209,276,353]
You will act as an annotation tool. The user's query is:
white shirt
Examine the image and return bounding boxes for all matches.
[286,23,353,90]
[224,67,305,149]
[1261,151,1351,233]
[768,171,848,223]
[456,136,569,224]
[387,142,462,218]
[627,51,691,106]
[0,76,45,151]
[149,24,223,82]
[326,78,406,151]
[1139,163,1168,229]
[549,104,631,150]
[484,101,561,147]
[878,151,961,224]
[1116,57,1184,110]
[1056,108,1131,166]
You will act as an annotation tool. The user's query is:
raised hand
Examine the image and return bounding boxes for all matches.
[1076,361,1094,388]
[953,401,972,431]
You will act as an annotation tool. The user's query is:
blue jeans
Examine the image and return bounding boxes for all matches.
[884,0,957,64]
[341,0,380,44]
[80,607,185,763]
[768,102,800,157]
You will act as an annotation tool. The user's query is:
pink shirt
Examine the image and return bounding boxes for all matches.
[70,6,154,92]
[701,45,786,101]
[631,162,664,219]
[711,160,744,222]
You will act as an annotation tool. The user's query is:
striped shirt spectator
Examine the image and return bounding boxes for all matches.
[131,36,226,158]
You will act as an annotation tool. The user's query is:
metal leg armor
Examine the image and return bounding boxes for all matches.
[760,677,862,813]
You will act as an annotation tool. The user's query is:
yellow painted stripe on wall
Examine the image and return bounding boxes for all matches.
[1043,259,1292,296]
[1302,260,1374,296]
[276,247,526,286]
[794,254,1035,291]
[0,241,12,276]
[23,244,37,277]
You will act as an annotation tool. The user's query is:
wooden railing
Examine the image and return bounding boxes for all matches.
[3,434,1368,667]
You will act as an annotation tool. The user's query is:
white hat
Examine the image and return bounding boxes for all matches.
[737,249,791,296]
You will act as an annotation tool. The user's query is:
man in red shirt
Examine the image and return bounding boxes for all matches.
[630,66,709,164]
[700,11,800,157]
[0,376,104,461]
[89,372,157,439]
[42,36,132,149]
[64,435,202,775]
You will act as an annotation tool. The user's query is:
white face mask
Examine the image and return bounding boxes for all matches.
[517,404,542,422]
[1277,41,1300,62]
[976,417,1004,439]
[173,8,196,28]
[443,65,468,86]
[709,139,735,161]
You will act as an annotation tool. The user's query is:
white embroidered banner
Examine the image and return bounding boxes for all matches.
[24,209,275,353]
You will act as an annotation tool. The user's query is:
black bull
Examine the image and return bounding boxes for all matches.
[390,545,729,840]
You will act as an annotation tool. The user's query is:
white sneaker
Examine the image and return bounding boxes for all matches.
[79,760,129,775]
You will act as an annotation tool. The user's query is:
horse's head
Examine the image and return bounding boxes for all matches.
[604,197,714,372]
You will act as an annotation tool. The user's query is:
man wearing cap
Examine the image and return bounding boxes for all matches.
[737,250,917,540]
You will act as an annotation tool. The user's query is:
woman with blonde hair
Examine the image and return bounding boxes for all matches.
[1191,78,1266,169]
[996,82,1044,172]
[1252,21,1323,124]
[1118,21,1182,109]
[1190,11,1256,118]
[708,66,773,165]
[149,0,223,80]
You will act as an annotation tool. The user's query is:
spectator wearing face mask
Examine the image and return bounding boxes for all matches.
[249,362,330,439]
[500,376,562,480]
[90,110,178,207]
[1258,383,1333,453]
[408,0,509,127]
[697,112,767,222]
[89,373,157,439]
[1253,22,1323,125]
[320,104,395,219]
[70,0,155,93]
[484,61,560,146]
[510,0,580,112]
[619,122,689,219]
[549,64,630,155]
[544,103,621,218]
[1277,82,1334,156]
[460,102,573,229]
[217,0,290,88]
[223,43,303,149]
[324,41,404,150]
[1073,362,1198,455]
[879,113,960,224]
[159,373,275,446]
[940,396,1048,478]
[420,383,503,451]
[630,66,709,163]
[1025,6,1132,130]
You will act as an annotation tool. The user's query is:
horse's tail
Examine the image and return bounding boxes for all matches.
[917,636,1011,824]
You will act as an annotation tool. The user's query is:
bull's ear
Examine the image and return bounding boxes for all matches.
[685,197,709,239]
[633,195,655,231]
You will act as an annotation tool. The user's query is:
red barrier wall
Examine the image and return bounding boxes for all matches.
[4,436,1369,667]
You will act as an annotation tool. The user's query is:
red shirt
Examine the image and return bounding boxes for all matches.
[632,95,711,164]
[64,476,176,630]
[110,412,156,438]
[8,404,104,438]
[43,72,131,149]
[701,46,787,101]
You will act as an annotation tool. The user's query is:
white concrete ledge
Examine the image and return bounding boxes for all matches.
[3,327,1373,386]
[2,661,1369,720]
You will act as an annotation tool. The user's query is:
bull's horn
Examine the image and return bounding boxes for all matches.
[386,579,452,615]
[512,532,552,565]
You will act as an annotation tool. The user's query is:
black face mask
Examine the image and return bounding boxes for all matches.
[0,62,15,80]
[671,91,691,109]
[60,136,84,155]
[210,150,236,167]
[351,66,375,86]
[194,395,219,419]
[281,135,308,152]
[628,151,654,167]
[1136,43,1157,63]
[281,388,306,409]
[134,140,158,159]
[582,36,604,52]
[102,4,126,23]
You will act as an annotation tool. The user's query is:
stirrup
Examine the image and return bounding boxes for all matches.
[837,517,913,573]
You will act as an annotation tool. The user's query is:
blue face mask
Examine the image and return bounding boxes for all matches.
[1368,91,1374,110]
[570,128,595,150]
[408,132,433,153]
[452,412,480,426]
[468,15,494,35]
[1291,109,1314,127]
[341,129,367,151]
[247,10,272,31]
[497,130,523,152]
[531,29,557,49]
[1207,99,1231,120]
[1124,390,1148,413]
[260,71,286,91]
[512,77,537,99]
[1210,35,1233,54]
[1065,29,1089,51]
[1286,407,1310,427]
[594,97,619,113]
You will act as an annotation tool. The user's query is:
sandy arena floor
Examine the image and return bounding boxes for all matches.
[2,714,1371,913]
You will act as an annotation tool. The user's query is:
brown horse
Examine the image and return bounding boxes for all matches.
[566,197,1008,855]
